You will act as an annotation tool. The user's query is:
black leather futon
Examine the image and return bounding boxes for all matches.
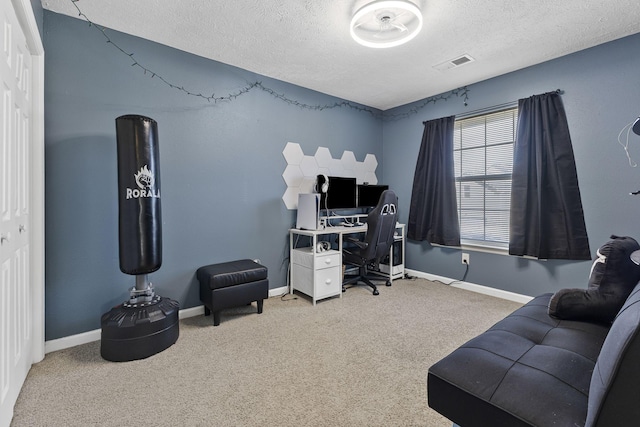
[428,235,640,426]
[429,260,640,426]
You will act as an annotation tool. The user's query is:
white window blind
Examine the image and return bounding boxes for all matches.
[453,107,518,246]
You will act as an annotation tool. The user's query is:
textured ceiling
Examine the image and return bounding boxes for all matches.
[41,0,640,110]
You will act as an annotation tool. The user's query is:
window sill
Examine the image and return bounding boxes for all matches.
[431,240,546,260]
[431,240,509,256]
[460,240,509,256]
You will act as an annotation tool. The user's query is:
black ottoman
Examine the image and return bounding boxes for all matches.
[197,259,268,326]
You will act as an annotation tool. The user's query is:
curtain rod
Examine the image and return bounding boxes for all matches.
[449,101,517,122]
[428,88,564,123]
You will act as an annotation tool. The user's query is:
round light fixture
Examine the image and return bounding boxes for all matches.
[350,0,423,49]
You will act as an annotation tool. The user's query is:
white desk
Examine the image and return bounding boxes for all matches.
[289,223,405,305]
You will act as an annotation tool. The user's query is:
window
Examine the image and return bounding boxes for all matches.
[453,107,518,248]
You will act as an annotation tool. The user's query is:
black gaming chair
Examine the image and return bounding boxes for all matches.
[342,190,398,295]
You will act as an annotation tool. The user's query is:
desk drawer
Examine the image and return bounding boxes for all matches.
[291,248,340,269]
[316,252,340,270]
[315,266,341,299]
[291,247,313,268]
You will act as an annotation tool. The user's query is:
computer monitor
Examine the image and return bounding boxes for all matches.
[357,184,389,208]
[319,176,357,210]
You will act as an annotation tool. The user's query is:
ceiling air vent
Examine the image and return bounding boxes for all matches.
[433,54,475,71]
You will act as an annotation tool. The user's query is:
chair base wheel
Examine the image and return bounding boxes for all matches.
[373,289,380,295]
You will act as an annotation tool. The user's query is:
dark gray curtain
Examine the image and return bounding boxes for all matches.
[509,92,590,259]
[407,116,460,246]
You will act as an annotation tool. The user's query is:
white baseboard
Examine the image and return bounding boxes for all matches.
[405,268,534,305]
[44,279,528,355]
[269,286,289,298]
[45,288,290,355]
[44,304,206,354]
[45,329,102,355]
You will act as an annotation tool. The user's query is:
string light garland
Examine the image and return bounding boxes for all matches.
[384,87,470,121]
[69,0,469,119]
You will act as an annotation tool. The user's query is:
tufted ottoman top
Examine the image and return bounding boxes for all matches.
[197,259,268,290]
[428,293,610,427]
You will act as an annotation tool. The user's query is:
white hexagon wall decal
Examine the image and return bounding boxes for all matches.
[317,167,330,177]
[300,156,319,178]
[340,151,357,174]
[329,158,344,176]
[354,161,367,183]
[314,147,333,169]
[282,186,300,210]
[282,143,378,210]
[299,176,316,194]
[363,154,378,172]
[282,142,304,166]
[282,164,304,188]
[364,172,378,185]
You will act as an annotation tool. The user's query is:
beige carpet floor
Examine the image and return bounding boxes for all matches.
[11,278,523,427]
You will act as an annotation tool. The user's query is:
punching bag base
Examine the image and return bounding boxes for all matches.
[100,296,179,362]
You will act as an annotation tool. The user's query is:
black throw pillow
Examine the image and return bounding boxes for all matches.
[548,235,640,323]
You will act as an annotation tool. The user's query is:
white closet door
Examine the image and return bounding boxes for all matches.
[0,0,40,425]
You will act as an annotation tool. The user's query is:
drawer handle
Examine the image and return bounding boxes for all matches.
[324,258,332,265]
[325,278,332,284]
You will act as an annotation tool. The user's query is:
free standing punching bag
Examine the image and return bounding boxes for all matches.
[116,114,162,275]
[100,115,179,362]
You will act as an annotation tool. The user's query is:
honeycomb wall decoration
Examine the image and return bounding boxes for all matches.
[282,142,378,210]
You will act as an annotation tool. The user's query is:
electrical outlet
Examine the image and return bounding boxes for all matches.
[462,253,470,265]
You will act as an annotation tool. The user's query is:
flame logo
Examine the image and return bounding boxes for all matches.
[134,165,155,189]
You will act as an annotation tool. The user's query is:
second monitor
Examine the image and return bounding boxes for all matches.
[357,184,389,208]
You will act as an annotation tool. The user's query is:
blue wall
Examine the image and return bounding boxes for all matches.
[43,11,382,340]
[44,9,640,340]
[29,0,43,40]
[382,33,640,297]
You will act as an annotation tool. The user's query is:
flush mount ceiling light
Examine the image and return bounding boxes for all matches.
[350,0,423,49]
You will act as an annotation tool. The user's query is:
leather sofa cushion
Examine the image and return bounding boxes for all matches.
[586,284,640,426]
[428,293,609,427]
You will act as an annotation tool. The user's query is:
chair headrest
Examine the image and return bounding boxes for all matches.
[376,190,398,212]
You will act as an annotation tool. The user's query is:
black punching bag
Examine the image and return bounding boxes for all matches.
[101,115,179,362]
[116,115,162,275]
